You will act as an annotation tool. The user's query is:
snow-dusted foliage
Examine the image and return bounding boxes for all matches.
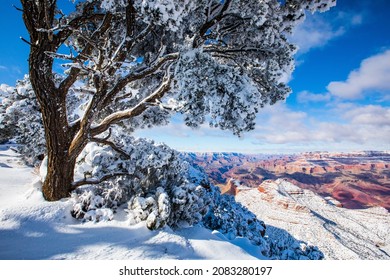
[0,84,16,144]
[70,131,213,229]
[203,192,267,248]
[135,0,197,32]
[174,50,260,135]
[71,189,116,222]
[266,226,324,260]
[0,77,45,165]
[0,76,90,166]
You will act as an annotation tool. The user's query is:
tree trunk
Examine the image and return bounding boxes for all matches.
[22,0,86,201]
[43,151,76,201]
[37,86,83,201]
[39,98,78,201]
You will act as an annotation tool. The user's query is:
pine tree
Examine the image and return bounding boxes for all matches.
[19,0,336,200]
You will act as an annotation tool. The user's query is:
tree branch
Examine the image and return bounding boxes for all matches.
[20,36,34,47]
[71,173,131,189]
[95,52,178,115]
[90,137,131,159]
[107,24,153,77]
[91,61,176,136]
[204,46,275,57]
[193,0,233,48]
[13,4,23,12]
[58,13,113,95]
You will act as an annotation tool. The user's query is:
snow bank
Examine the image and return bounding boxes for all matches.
[0,146,265,260]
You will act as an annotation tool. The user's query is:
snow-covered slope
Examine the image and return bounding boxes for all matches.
[236,179,390,260]
[0,145,264,260]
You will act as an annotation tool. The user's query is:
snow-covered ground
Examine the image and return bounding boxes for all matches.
[0,145,263,260]
[236,179,390,260]
[3,144,388,261]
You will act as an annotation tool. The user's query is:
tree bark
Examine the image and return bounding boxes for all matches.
[43,149,76,201]
[31,71,79,201]
[20,0,83,201]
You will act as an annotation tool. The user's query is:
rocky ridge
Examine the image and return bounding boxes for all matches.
[236,179,390,260]
[184,151,390,211]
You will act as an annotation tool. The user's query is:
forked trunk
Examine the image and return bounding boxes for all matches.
[21,0,87,201]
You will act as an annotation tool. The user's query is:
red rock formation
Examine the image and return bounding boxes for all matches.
[221,179,241,195]
[187,151,390,211]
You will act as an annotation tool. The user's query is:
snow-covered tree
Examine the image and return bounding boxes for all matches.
[0,84,17,144]
[19,0,336,200]
[0,77,45,164]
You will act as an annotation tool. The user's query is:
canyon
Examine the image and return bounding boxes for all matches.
[185,151,390,211]
[184,151,390,259]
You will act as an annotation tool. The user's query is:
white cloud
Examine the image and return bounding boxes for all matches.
[343,105,390,126]
[291,11,364,55]
[297,90,331,103]
[251,103,311,144]
[291,15,344,54]
[251,103,390,148]
[351,14,363,25]
[135,102,390,153]
[327,50,390,99]
[290,11,352,54]
[0,65,8,70]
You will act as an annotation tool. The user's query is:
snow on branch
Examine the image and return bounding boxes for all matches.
[90,137,131,159]
[71,173,132,189]
[92,61,176,135]
[58,13,114,94]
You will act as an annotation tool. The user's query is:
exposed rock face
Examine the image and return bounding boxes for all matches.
[220,178,250,195]
[184,151,390,211]
[254,180,309,213]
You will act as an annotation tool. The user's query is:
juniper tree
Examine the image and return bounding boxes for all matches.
[19,0,336,201]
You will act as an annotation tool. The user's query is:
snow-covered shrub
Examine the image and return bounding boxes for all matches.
[0,84,15,144]
[70,131,213,229]
[203,191,267,249]
[71,189,115,222]
[266,226,324,260]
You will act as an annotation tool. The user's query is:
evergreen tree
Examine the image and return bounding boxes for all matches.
[19,0,335,200]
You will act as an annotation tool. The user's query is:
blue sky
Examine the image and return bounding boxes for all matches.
[1,0,389,153]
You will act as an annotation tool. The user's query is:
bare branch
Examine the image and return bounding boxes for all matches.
[91,61,176,136]
[58,13,113,95]
[108,23,153,76]
[71,173,131,189]
[204,46,275,57]
[94,52,178,117]
[54,2,102,44]
[90,137,131,159]
[114,91,135,103]
[20,36,33,47]
[12,5,23,12]
[193,0,233,48]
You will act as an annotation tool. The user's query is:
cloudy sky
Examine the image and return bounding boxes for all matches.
[0,0,389,153]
